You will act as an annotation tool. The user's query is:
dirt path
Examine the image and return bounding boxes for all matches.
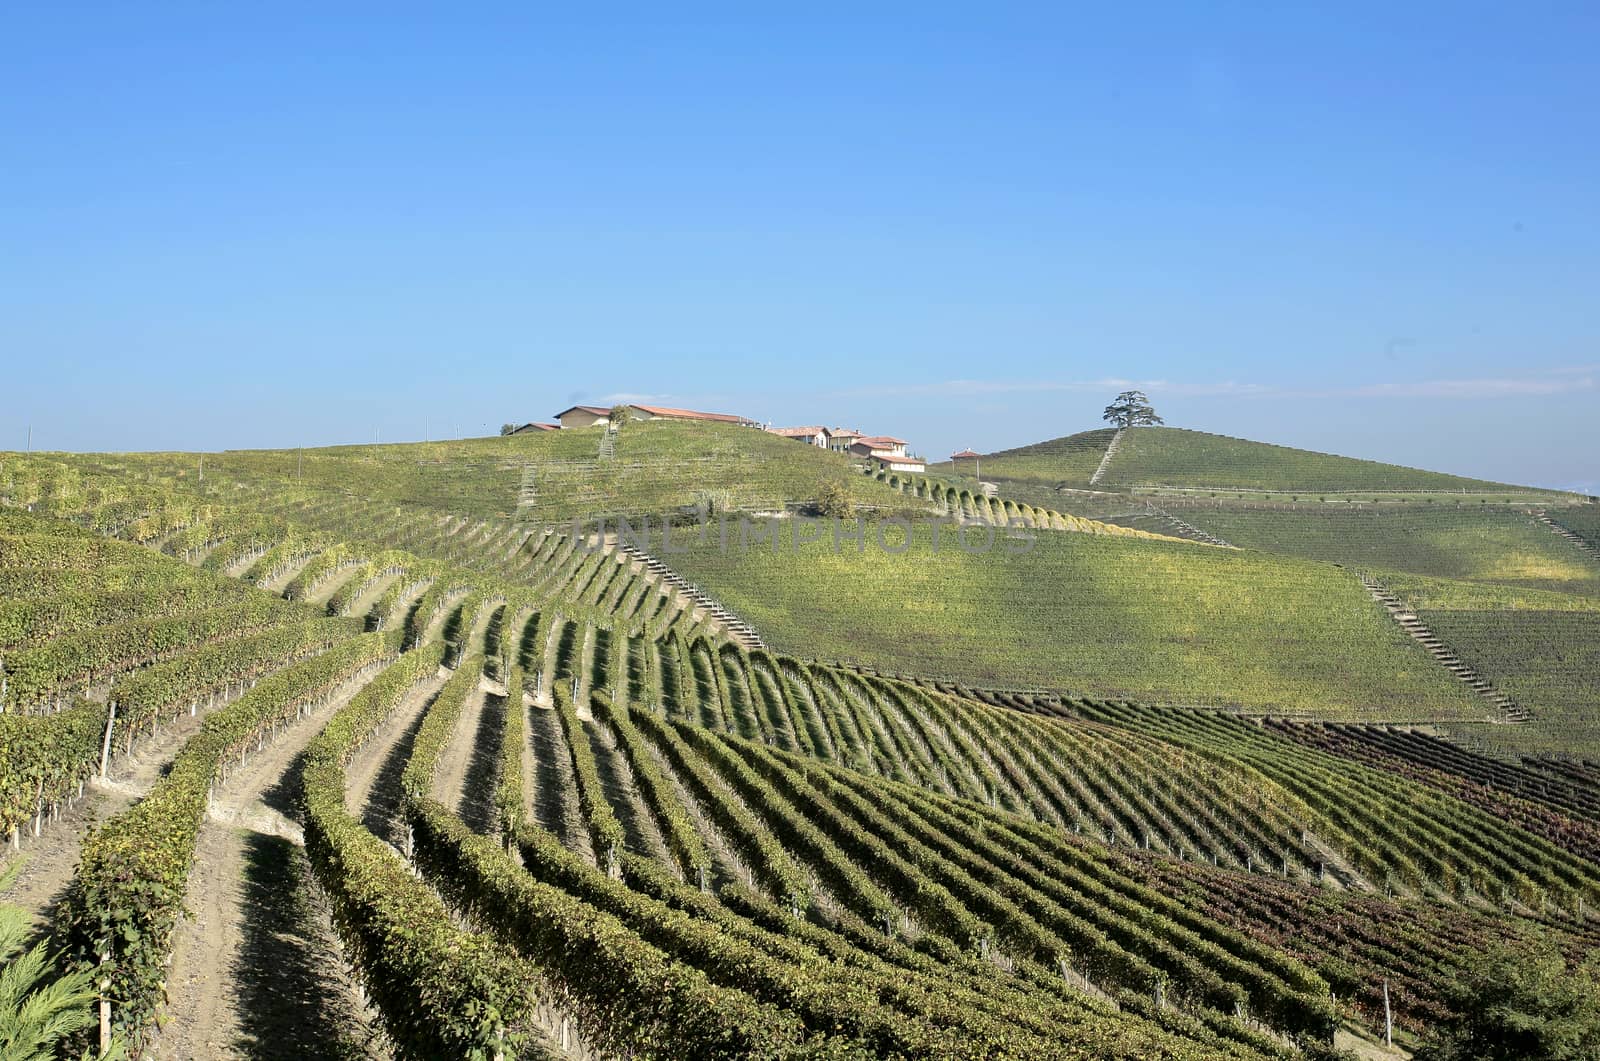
[586,719,677,874]
[344,669,451,850]
[224,546,271,579]
[432,681,504,835]
[153,670,389,1061]
[642,741,755,893]
[306,564,364,610]
[527,706,595,866]
[1,696,240,938]
[262,551,320,595]
[420,588,473,647]
[342,570,401,622]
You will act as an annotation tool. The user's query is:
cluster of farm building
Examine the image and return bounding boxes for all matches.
[509,401,945,474]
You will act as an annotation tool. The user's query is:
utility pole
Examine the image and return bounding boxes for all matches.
[25,425,31,452]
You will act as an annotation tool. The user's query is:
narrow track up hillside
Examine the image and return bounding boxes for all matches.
[1361,574,1530,723]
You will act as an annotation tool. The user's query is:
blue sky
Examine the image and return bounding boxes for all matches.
[3,3,1596,491]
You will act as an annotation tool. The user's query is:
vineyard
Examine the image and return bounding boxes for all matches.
[3,433,1599,1060]
[1168,505,1600,599]
[70,419,927,526]
[1364,574,1600,757]
[1094,427,1555,496]
[926,429,1119,492]
[667,517,1485,718]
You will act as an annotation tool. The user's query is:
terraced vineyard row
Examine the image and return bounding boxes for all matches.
[666,517,1487,719]
[4,445,1597,1058]
[862,465,1192,542]
[1170,504,1600,599]
[1096,427,1543,496]
[996,693,1600,912]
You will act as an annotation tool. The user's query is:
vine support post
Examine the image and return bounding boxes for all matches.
[98,952,112,1055]
[1382,978,1393,1047]
[99,702,118,779]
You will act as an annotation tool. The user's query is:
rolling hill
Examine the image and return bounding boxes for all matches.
[935,426,1571,501]
[79,420,927,525]
[5,423,1600,1059]
[667,517,1484,720]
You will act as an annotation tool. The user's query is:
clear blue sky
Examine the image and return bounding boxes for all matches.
[3,2,1596,491]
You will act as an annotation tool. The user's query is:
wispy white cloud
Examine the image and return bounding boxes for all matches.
[1345,376,1595,399]
[818,378,1276,400]
[815,368,1594,403]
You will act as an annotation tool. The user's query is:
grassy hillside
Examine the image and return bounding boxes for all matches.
[928,429,1117,493]
[1553,506,1600,550]
[1181,504,1600,597]
[1376,572,1600,757]
[70,420,922,524]
[668,518,1483,719]
[1098,427,1551,496]
[9,441,1600,1057]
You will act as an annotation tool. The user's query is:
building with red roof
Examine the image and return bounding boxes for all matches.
[769,425,831,447]
[552,402,757,429]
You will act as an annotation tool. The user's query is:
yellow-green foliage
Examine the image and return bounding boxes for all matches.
[1187,506,1600,598]
[670,518,1482,719]
[1101,427,1541,494]
[72,421,928,524]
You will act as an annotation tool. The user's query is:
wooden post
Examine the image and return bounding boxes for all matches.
[1383,978,1393,1047]
[99,702,117,779]
[98,954,112,1054]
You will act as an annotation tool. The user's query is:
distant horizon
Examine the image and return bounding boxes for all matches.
[9,403,1592,497]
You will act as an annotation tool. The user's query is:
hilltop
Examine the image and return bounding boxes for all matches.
[934,425,1572,502]
[88,420,928,525]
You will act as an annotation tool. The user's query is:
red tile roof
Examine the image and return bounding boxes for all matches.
[855,435,907,447]
[553,405,612,418]
[950,448,980,459]
[628,403,754,425]
[514,422,561,433]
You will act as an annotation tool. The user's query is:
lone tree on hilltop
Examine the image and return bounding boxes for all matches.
[1102,390,1164,428]
[500,423,516,436]
[608,404,631,426]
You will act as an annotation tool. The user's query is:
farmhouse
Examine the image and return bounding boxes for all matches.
[850,436,926,473]
[509,422,560,434]
[553,405,613,429]
[850,435,909,459]
[827,428,865,453]
[624,403,758,426]
[769,425,831,447]
[553,403,758,429]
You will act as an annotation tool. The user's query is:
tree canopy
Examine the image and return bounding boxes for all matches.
[1415,939,1600,1061]
[1102,390,1164,428]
